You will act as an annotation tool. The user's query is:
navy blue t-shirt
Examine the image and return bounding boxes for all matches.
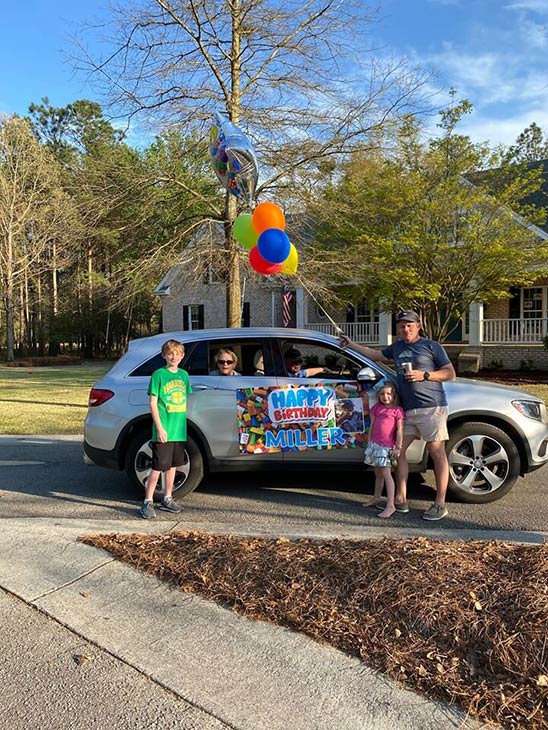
[382,338,451,410]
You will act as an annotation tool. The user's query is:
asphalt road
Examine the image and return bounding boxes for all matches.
[1,434,547,535]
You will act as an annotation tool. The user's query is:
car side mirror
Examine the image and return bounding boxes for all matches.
[357,366,377,383]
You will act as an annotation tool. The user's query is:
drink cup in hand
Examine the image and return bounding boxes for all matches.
[402,361,413,373]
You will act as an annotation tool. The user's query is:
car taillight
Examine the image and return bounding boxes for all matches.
[88,388,115,407]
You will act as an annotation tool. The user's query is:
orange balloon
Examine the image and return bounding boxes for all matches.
[252,202,286,234]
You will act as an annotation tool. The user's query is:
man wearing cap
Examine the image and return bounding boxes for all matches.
[339,311,456,521]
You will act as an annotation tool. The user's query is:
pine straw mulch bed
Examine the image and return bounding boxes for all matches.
[462,370,548,386]
[80,532,548,729]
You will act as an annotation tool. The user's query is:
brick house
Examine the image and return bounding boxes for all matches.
[156,169,548,372]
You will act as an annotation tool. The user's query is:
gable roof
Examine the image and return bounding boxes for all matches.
[520,159,548,233]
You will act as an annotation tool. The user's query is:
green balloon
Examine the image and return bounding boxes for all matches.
[233,213,259,250]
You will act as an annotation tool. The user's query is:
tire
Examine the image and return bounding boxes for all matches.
[125,428,204,500]
[446,421,520,504]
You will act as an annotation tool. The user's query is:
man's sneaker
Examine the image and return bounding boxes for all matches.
[160,497,182,513]
[423,503,448,521]
[140,501,156,520]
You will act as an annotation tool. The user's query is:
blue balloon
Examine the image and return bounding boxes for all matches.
[257,228,291,264]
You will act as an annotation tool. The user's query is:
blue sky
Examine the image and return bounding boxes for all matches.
[1,0,548,149]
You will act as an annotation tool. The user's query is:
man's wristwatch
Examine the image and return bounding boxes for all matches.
[423,371,430,381]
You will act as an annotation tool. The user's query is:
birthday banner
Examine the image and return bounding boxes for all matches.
[237,381,370,454]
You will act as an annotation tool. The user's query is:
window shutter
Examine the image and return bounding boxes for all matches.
[241,302,250,327]
[509,288,520,319]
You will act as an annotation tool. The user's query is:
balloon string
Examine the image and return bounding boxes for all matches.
[295,274,343,334]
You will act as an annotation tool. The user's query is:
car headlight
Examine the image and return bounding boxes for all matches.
[511,400,546,422]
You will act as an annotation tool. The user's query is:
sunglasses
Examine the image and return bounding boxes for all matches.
[218,359,234,365]
[290,359,303,365]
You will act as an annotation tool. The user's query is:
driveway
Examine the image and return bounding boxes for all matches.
[1,435,547,536]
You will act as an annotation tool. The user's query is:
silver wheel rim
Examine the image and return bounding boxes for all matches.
[448,433,510,495]
[134,440,191,492]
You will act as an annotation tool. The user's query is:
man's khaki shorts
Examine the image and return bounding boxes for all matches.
[403,406,449,442]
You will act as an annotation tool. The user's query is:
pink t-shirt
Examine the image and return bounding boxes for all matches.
[369,402,405,447]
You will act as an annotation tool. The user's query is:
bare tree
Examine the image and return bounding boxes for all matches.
[79,0,429,326]
[0,115,74,360]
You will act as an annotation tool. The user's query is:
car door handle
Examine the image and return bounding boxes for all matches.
[192,384,211,391]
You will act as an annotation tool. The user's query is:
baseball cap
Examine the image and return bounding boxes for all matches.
[396,310,420,323]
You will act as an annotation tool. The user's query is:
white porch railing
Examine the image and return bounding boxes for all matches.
[483,318,548,344]
[304,321,379,343]
[305,318,547,345]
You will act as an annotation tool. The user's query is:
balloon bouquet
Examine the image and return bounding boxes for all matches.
[209,112,298,276]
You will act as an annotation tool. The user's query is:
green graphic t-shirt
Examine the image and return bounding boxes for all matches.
[147,367,192,442]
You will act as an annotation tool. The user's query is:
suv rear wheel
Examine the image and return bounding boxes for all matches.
[447,422,520,503]
[125,428,204,499]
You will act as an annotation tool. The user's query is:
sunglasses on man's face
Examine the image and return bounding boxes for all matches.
[218,359,234,365]
[291,359,303,365]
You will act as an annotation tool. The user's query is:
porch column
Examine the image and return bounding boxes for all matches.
[295,286,305,327]
[468,302,483,346]
[378,310,392,346]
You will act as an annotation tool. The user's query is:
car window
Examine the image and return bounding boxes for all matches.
[182,340,210,375]
[129,352,166,377]
[277,339,364,379]
[128,340,209,377]
[208,339,275,376]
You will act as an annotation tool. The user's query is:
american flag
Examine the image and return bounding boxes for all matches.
[282,286,294,327]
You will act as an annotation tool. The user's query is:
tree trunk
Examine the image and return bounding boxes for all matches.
[4,282,15,362]
[225,194,241,327]
[37,274,45,356]
[224,2,243,329]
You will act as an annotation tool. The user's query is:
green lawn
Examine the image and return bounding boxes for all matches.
[0,363,113,434]
[523,382,548,403]
[0,363,547,436]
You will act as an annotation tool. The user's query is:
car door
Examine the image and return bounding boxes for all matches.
[273,338,374,465]
[189,336,283,464]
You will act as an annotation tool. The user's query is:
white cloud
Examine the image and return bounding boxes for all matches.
[408,42,548,107]
[459,106,548,147]
[377,0,548,150]
[514,15,548,48]
[504,0,548,12]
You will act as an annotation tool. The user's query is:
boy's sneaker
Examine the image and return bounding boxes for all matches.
[423,503,448,521]
[160,497,182,514]
[140,501,156,520]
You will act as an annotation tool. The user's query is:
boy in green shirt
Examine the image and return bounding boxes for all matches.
[140,339,192,519]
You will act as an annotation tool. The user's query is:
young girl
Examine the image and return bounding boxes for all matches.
[363,382,405,519]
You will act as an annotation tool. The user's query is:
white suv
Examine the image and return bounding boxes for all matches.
[84,327,548,504]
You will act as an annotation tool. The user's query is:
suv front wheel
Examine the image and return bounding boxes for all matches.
[125,429,204,499]
[446,421,520,503]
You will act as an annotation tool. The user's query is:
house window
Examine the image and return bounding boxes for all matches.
[313,302,327,320]
[355,299,379,324]
[521,287,544,319]
[183,304,204,331]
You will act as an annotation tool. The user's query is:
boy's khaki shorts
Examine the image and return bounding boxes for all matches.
[403,406,449,443]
